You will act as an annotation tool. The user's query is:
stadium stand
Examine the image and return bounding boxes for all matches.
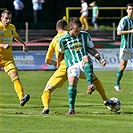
[12,29,120,51]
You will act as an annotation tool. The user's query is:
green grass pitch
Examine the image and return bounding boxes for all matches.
[0,70,133,133]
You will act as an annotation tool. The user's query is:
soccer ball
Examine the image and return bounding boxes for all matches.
[107,97,121,112]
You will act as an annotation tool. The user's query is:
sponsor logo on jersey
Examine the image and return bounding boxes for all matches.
[70,42,83,50]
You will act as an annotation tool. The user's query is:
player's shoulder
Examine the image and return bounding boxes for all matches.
[9,23,15,27]
[120,16,129,22]
[59,32,69,41]
[55,31,67,38]
[8,24,16,30]
[96,6,98,9]
[53,31,67,42]
[80,30,91,36]
[0,22,15,29]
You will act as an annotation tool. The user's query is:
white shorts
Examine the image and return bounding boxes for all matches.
[120,48,133,61]
[67,61,85,79]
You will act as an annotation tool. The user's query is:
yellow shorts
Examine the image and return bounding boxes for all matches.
[0,60,17,75]
[47,65,68,88]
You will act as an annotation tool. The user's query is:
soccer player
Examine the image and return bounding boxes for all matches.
[80,0,89,31]
[0,10,30,106]
[89,1,99,30]
[41,20,68,114]
[41,19,116,114]
[114,3,133,91]
[57,18,116,114]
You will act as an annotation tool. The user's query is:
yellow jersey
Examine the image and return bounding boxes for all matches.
[46,31,67,68]
[0,22,18,62]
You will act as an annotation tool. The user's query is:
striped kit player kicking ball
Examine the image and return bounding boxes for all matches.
[41,19,117,114]
[57,18,117,114]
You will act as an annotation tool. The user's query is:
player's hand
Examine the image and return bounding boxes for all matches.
[95,53,100,59]
[23,45,28,55]
[131,29,133,33]
[56,62,59,68]
[100,59,106,68]
[3,44,10,49]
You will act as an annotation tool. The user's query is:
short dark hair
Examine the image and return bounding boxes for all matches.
[56,20,67,29]
[127,3,133,9]
[69,18,82,28]
[1,10,12,17]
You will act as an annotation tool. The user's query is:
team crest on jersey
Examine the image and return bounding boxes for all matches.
[70,42,83,51]
[0,30,4,35]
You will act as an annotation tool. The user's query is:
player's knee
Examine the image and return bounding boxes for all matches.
[92,75,98,83]
[4,62,18,76]
[44,85,55,92]
[82,55,91,62]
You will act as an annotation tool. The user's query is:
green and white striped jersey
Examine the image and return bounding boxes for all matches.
[59,31,94,68]
[117,16,133,49]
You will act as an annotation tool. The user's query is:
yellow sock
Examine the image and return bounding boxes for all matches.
[41,90,51,109]
[93,78,108,101]
[12,76,24,101]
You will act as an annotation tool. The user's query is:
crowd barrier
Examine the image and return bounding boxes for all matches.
[11,49,132,70]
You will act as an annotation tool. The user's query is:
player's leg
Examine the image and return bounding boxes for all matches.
[4,61,30,106]
[92,75,116,106]
[80,15,85,30]
[83,16,89,30]
[41,66,67,114]
[67,64,80,114]
[92,75,108,101]
[115,49,129,91]
[80,72,107,100]
[94,22,98,30]
[93,17,98,30]
[80,73,117,106]
[82,55,95,94]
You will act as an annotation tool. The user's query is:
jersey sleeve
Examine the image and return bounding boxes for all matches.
[86,33,94,49]
[45,38,55,60]
[117,18,125,31]
[58,38,65,53]
[13,26,19,38]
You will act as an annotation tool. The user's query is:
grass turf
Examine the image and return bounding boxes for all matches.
[0,70,133,133]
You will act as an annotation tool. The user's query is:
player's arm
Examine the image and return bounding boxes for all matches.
[57,37,65,68]
[57,52,64,68]
[86,33,106,67]
[117,19,133,35]
[45,38,57,66]
[89,1,95,6]
[88,47,106,67]
[0,44,10,49]
[14,36,28,54]
[96,9,99,18]
[45,59,57,66]
[117,29,133,35]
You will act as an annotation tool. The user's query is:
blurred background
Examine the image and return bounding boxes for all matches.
[0,0,133,29]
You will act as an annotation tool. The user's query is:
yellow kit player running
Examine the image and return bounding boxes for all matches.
[41,19,116,114]
[0,10,30,106]
[41,20,68,114]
